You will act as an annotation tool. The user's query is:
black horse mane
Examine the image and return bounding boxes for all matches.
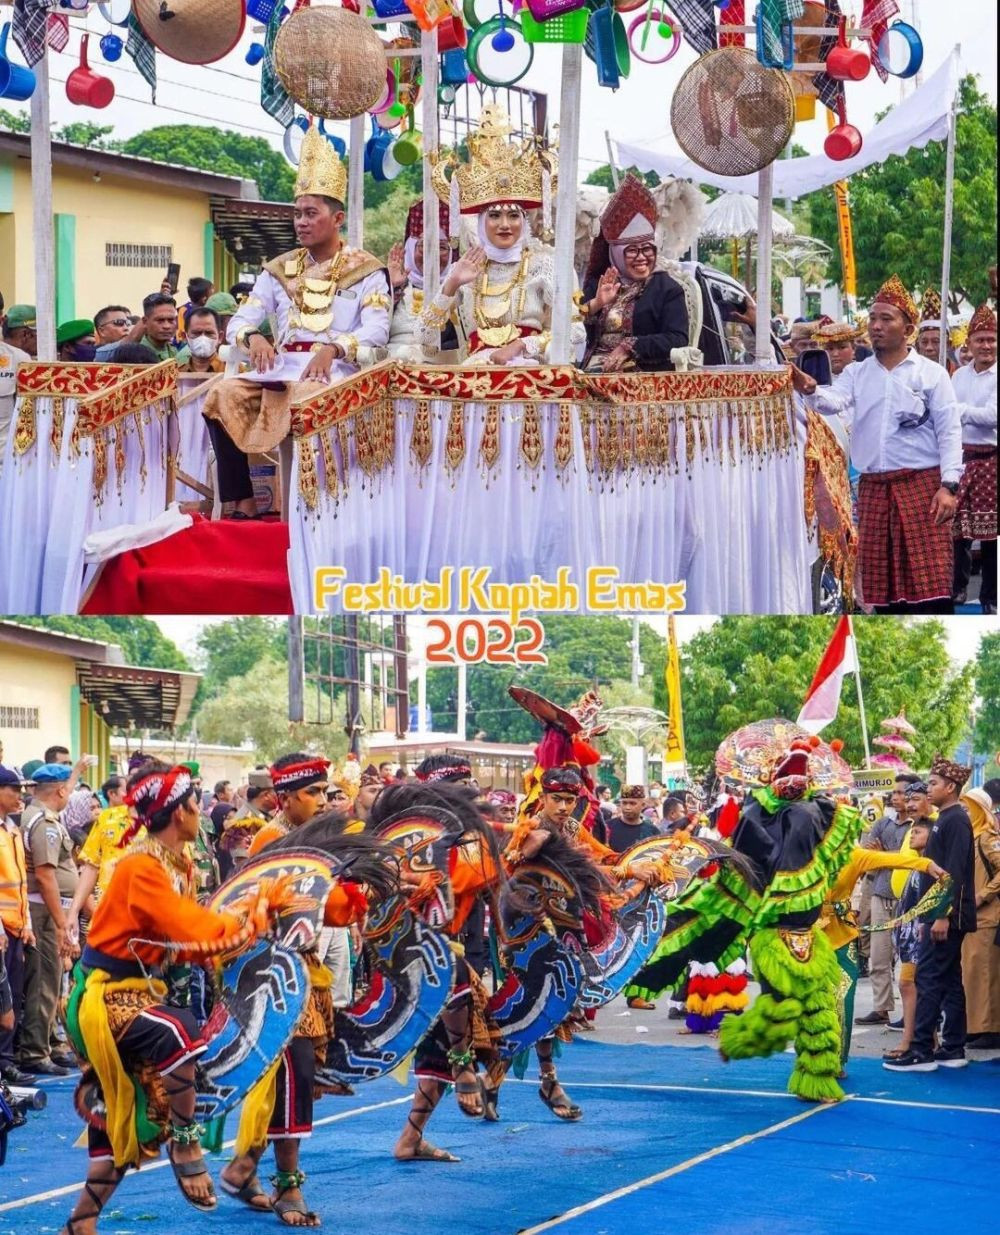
[262,815,400,901]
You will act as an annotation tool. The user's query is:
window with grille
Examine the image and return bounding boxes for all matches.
[105,243,174,269]
[0,706,39,729]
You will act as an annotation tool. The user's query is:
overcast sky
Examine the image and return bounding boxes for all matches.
[26,0,995,180]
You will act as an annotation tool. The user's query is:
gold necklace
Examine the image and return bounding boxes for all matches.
[474,251,529,347]
[295,246,346,333]
[131,835,195,899]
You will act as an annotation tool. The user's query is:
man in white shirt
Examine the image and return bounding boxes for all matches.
[952,302,997,614]
[796,275,962,613]
[203,126,391,520]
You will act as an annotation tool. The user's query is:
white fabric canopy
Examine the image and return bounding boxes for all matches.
[701,193,795,240]
[614,50,960,200]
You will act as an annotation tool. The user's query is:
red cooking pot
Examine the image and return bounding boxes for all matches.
[66,34,115,108]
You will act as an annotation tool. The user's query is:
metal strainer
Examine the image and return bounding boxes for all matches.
[670,47,795,176]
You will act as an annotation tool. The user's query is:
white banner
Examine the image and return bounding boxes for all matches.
[613,50,960,202]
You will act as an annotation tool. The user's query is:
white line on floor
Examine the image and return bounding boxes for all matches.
[517,1102,838,1234]
[505,1077,1000,1116]
[0,1095,411,1214]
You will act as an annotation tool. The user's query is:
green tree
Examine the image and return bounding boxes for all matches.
[675,617,974,775]
[120,125,297,202]
[804,76,997,310]
[0,108,30,134]
[194,617,286,698]
[194,656,347,763]
[13,616,189,670]
[974,631,1000,758]
[584,164,660,190]
[55,122,119,150]
[363,175,425,261]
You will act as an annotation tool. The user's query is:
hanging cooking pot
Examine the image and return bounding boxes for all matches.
[66,34,116,108]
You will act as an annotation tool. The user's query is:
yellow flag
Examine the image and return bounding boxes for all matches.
[664,616,685,767]
[826,108,857,300]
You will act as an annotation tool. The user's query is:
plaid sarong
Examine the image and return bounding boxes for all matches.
[261,1,294,128]
[45,12,68,52]
[663,0,719,56]
[857,465,954,606]
[126,12,156,102]
[758,0,804,66]
[811,0,845,115]
[862,0,899,81]
[954,446,997,542]
[12,0,54,66]
[718,0,745,47]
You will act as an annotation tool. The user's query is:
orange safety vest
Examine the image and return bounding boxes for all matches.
[0,820,28,934]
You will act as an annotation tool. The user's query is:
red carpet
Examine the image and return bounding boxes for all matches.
[82,515,293,614]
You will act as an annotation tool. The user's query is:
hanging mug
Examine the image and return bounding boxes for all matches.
[437,15,467,52]
[100,32,124,62]
[392,109,423,166]
[824,98,862,161]
[245,42,266,65]
[67,34,116,108]
[318,119,347,158]
[0,23,36,102]
[825,16,870,82]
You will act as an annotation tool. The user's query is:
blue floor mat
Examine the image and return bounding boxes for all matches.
[3,1044,997,1235]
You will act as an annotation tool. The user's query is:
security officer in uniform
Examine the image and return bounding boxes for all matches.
[19,764,79,1076]
[0,303,34,465]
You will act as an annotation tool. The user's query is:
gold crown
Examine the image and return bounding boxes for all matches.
[430,105,556,214]
[294,125,348,203]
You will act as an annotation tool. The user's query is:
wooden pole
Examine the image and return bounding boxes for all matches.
[550,43,583,365]
[939,51,959,369]
[420,32,441,300]
[754,161,774,364]
[347,114,366,248]
[604,131,620,188]
[30,48,55,362]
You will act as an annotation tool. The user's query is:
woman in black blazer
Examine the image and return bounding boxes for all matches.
[580,174,690,372]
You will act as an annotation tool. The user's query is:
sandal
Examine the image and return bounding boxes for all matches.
[394,1140,460,1163]
[220,1170,274,1212]
[481,1079,500,1123]
[271,1170,320,1228]
[168,1144,217,1212]
[538,1075,582,1121]
[448,1047,484,1119]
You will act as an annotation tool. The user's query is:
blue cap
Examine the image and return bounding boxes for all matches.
[32,763,72,784]
[0,765,29,788]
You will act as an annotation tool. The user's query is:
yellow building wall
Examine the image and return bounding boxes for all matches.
[6,158,215,317]
[0,643,77,770]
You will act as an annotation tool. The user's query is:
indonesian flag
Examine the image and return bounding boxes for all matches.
[797,616,854,735]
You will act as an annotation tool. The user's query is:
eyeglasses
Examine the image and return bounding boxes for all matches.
[103,318,130,329]
[622,244,657,260]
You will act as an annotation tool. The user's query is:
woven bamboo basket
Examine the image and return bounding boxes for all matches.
[274,7,388,119]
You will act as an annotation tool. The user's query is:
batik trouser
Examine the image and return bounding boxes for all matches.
[834,940,859,1068]
[719,925,844,1102]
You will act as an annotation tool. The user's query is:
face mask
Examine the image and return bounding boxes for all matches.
[71,343,97,362]
[188,335,219,359]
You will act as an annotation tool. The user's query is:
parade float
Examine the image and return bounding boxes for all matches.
[0,0,952,616]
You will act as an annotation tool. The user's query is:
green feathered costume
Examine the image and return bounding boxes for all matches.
[630,754,861,1103]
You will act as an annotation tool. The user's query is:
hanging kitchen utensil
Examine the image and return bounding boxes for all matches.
[876,20,923,79]
[521,5,589,44]
[97,0,132,25]
[373,0,413,16]
[825,15,870,81]
[437,15,468,50]
[0,23,35,102]
[627,2,681,64]
[670,46,794,175]
[66,33,115,108]
[823,93,862,161]
[466,11,533,86]
[464,0,516,28]
[283,114,310,165]
[440,47,469,83]
[584,2,630,89]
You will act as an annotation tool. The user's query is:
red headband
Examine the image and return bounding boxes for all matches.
[126,766,194,827]
[269,758,331,791]
[416,763,472,783]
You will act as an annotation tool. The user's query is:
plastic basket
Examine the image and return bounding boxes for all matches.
[372,0,412,17]
[521,6,589,43]
[525,0,585,19]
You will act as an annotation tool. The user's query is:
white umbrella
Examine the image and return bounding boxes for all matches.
[699,192,795,240]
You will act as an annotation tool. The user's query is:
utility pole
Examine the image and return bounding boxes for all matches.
[30,47,55,360]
